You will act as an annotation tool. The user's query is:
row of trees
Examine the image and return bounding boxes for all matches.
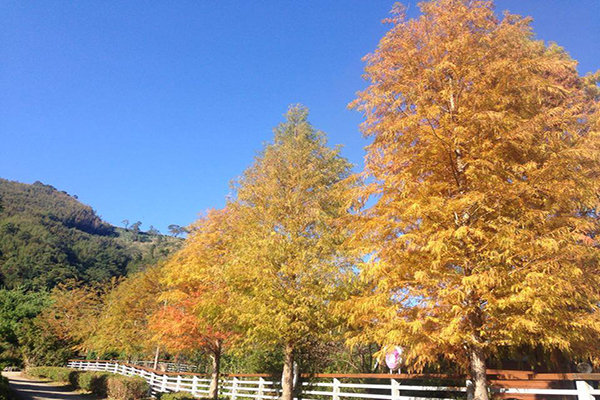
[30,106,356,400]
[20,1,600,400]
[121,220,187,238]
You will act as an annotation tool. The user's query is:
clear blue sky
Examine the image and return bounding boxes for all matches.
[2,1,599,233]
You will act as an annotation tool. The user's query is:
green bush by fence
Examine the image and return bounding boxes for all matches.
[160,393,197,400]
[69,371,113,396]
[27,366,150,399]
[106,375,149,400]
[27,366,74,382]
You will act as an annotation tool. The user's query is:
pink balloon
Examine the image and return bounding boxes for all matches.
[385,347,403,370]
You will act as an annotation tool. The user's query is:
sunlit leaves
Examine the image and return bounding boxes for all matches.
[347,0,600,375]
[153,207,237,356]
[227,105,355,352]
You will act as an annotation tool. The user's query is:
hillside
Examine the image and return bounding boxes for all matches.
[0,179,181,289]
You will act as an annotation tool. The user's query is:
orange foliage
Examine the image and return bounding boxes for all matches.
[150,298,231,355]
[151,207,238,356]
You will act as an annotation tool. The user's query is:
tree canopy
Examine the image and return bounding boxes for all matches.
[347,0,600,398]
[226,105,356,400]
[155,207,239,399]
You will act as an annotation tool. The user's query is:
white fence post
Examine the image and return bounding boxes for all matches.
[149,371,155,391]
[161,374,168,393]
[391,379,400,400]
[576,380,595,400]
[466,379,474,400]
[232,377,239,400]
[192,375,199,397]
[333,378,341,400]
[258,377,265,400]
[176,375,182,392]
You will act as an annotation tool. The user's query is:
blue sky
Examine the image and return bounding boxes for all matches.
[2,1,599,233]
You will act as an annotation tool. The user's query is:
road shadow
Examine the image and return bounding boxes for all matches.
[3,372,98,400]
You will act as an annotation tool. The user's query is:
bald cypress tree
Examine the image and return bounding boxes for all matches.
[347,1,600,399]
[229,105,355,400]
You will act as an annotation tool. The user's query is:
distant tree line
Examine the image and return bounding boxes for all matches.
[0,179,183,368]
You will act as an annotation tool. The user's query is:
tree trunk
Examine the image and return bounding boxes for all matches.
[175,354,181,372]
[209,340,222,400]
[469,347,489,400]
[281,343,295,400]
[153,345,160,370]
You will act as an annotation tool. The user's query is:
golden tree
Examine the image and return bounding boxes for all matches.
[33,282,107,354]
[153,207,238,400]
[229,105,355,400]
[348,0,600,399]
[90,265,164,359]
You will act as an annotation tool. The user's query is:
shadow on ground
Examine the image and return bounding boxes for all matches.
[2,372,98,400]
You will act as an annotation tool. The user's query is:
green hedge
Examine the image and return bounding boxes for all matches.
[106,375,149,400]
[27,366,75,383]
[0,375,10,400]
[160,394,224,400]
[160,393,197,400]
[28,367,150,399]
[69,371,113,396]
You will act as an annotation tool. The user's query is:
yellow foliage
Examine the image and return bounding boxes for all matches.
[345,0,600,379]
[89,266,164,356]
[226,105,356,356]
[36,281,108,353]
[153,207,238,356]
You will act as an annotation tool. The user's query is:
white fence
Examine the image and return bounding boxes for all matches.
[131,360,202,373]
[67,360,600,400]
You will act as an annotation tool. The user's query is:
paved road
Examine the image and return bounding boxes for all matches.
[2,372,97,400]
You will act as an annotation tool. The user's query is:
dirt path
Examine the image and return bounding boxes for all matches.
[2,372,97,400]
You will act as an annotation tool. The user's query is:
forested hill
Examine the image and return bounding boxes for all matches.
[0,179,181,289]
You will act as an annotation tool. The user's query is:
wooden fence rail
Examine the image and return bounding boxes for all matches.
[66,359,600,400]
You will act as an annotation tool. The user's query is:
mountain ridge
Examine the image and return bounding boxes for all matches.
[0,178,181,289]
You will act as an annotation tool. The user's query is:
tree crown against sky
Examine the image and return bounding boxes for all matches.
[346,0,600,397]
[227,105,355,348]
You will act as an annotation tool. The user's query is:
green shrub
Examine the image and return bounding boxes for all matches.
[160,392,197,400]
[25,366,47,379]
[27,366,74,382]
[77,371,114,396]
[160,394,225,400]
[68,370,81,387]
[0,376,10,400]
[107,375,149,400]
[27,366,150,399]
